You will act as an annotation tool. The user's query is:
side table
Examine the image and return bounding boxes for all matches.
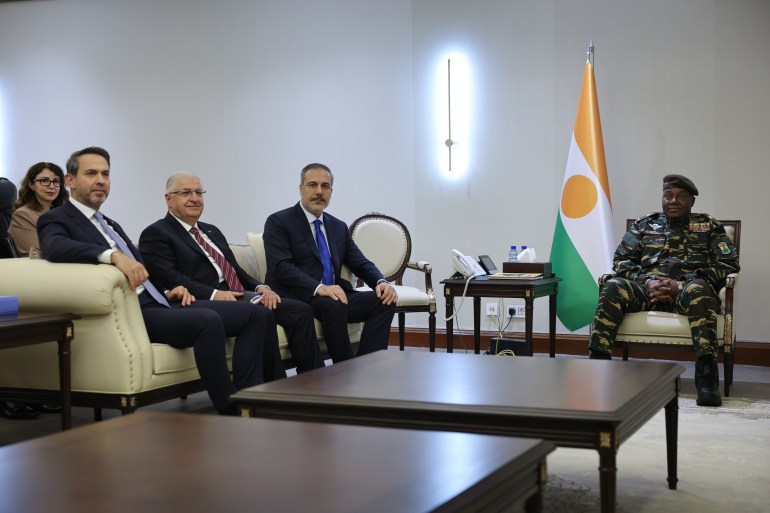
[441,275,559,356]
[0,312,79,430]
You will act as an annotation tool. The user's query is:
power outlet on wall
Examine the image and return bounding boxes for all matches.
[507,305,526,318]
[485,303,498,316]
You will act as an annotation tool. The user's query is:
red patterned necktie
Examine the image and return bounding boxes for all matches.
[189,226,244,292]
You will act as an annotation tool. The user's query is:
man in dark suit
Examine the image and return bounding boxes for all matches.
[38,147,285,415]
[263,163,397,362]
[138,172,323,373]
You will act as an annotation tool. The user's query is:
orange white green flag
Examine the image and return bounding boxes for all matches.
[549,53,614,331]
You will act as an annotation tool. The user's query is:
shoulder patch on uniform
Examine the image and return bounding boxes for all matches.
[718,241,730,254]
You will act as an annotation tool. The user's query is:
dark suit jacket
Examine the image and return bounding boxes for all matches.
[263,202,384,302]
[138,212,263,299]
[39,201,138,264]
[0,177,16,239]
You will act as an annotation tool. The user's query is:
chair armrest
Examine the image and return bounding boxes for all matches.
[0,259,130,314]
[722,273,738,316]
[404,260,435,303]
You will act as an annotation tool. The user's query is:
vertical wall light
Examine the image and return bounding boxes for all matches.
[445,59,454,171]
[434,51,471,180]
[0,84,6,178]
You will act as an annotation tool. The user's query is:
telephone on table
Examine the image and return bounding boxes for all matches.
[451,249,486,279]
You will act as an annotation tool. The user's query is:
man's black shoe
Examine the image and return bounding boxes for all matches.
[219,403,240,416]
[38,403,62,414]
[589,350,612,360]
[695,357,722,407]
[0,401,41,420]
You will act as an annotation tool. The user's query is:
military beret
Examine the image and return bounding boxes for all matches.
[662,174,698,196]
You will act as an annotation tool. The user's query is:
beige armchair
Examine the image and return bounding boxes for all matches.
[599,219,740,396]
[0,235,361,415]
[349,213,436,351]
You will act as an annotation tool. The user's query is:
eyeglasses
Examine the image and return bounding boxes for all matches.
[168,189,206,198]
[33,178,61,187]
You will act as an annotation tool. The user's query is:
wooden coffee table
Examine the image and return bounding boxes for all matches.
[0,411,553,513]
[234,351,684,513]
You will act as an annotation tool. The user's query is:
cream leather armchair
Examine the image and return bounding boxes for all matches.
[349,213,436,351]
[598,220,740,396]
[0,236,361,415]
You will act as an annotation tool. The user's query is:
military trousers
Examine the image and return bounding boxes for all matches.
[588,277,720,358]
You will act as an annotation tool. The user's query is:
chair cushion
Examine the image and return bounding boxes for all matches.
[616,311,725,346]
[229,243,260,281]
[355,285,430,307]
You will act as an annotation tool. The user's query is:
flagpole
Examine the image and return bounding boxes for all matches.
[587,40,594,66]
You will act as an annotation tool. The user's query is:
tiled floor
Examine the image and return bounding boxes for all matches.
[2,351,768,447]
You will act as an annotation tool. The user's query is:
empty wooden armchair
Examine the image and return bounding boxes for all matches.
[350,213,437,351]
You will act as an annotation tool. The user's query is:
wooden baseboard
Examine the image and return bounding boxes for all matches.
[389,328,770,367]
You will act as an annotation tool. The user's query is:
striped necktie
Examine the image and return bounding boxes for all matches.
[94,211,169,307]
[189,226,244,292]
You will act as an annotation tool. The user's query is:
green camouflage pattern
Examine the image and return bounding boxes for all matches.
[613,212,739,290]
[589,213,739,358]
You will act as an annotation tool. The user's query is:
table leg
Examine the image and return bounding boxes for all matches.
[473,297,481,354]
[524,459,547,513]
[598,446,617,513]
[524,298,534,356]
[524,490,543,513]
[549,289,557,357]
[665,393,679,490]
[445,293,454,353]
[57,336,72,431]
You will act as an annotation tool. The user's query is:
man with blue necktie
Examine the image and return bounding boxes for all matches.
[263,163,397,363]
[38,147,284,415]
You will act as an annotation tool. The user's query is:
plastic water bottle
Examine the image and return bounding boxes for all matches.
[508,245,518,262]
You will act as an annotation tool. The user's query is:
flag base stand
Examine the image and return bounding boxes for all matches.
[487,338,527,356]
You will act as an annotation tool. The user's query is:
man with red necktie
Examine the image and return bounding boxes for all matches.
[139,172,323,374]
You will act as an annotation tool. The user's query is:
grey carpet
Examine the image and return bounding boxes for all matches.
[525,393,770,513]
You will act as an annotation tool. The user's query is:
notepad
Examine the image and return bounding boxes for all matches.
[488,273,543,280]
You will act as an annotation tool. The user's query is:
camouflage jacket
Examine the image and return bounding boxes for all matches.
[613,212,739,291]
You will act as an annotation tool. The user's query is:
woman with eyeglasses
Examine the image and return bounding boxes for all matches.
[1,162,70,420]
[8,162,69,257]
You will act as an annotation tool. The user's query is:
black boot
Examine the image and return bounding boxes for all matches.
[589,350,612,360]
[695,356,722,407]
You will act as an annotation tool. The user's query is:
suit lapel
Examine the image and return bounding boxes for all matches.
[65,202,110,249]
[164,213,209,261]
[294,203,321,261]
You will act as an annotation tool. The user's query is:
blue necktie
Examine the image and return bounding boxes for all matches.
[314,219,334,286]
[94,211,170,307]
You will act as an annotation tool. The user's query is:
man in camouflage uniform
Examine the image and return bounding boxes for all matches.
[589,174,739,407]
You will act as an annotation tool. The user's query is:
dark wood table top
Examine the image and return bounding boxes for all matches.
[235,351,683,446]
[0,312,79,349]
[441,276,560,295]
[0,411,553,513]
